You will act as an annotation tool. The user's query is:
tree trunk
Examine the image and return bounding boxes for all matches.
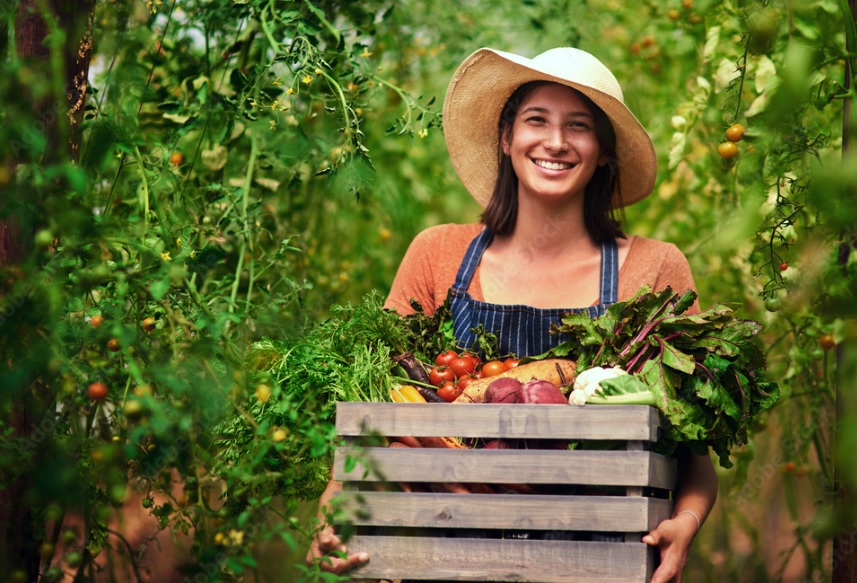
[0,0,95,577]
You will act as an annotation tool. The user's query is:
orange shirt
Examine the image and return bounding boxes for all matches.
[384,223,699,316]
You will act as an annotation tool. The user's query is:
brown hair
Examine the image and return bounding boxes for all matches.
[481,81,625,243]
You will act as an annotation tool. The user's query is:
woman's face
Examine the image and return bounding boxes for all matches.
[502,83,607,206]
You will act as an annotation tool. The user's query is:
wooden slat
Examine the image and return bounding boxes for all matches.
[344,535,653,582]
[334,447,677,489]
[335,491,673,532]
[335,402,660,441]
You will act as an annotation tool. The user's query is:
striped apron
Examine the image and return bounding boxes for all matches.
[449,228,619,357]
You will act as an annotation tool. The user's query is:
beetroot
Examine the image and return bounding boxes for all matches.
[517,379,567,404]
[483,377,522,403]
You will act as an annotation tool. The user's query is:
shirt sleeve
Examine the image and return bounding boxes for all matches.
[619,237,701,315]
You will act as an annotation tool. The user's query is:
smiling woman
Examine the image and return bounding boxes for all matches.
[308,46,718,583]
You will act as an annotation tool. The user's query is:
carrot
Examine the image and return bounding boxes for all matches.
[390,435,423,448]
[429,482,472,494]
[453,358,577,403]
[416,435,467,449]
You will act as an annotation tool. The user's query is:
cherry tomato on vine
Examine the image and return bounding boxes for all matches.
[437,381,462,403]
[718,142,738,159]
[725,123,745,142]
[819,333,836,351]
[435,350,459,367]
[780,262,789,271]
[450,357,477,379]
[107,338,121,352]
[170,151,184,166]
[429,366,455,386]
[87,382,109,401]
[503,358,521,370]
[481,360,507,378]
[89,314,104,328]
[142,317,156,332]
[457,375,475,391]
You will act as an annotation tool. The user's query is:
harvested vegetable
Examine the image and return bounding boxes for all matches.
[483,378,522,403]
[542,285,780,467]
[455,358,576,402]
[517,379,567,404]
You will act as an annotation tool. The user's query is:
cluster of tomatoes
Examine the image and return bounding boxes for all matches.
[428,350,520,402]
[717,122,745,161]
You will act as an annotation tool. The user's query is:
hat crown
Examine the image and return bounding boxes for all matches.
[529,47,625,104]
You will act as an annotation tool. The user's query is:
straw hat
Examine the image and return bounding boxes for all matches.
[443,47,657,207]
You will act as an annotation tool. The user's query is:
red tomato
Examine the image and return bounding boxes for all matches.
[87,382,108,401]
[481,360,507,378]
[435,350,458,367]
[450,357,477,379]
[429,366,455,386]
[504,358,521,370]
[437,381,462,402]
[457,375,475,391]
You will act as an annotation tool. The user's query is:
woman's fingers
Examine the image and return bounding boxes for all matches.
[306,527,370,574]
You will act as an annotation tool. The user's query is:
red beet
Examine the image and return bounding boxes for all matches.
[484,377,522,403]
[517,379,567,404]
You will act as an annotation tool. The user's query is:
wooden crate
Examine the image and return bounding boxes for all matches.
[333,402,676,583]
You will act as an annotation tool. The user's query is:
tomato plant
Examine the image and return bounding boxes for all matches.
[0,1,852,581]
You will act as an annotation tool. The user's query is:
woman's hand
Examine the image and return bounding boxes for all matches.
[642,512,698,583]
[305,523,369,574]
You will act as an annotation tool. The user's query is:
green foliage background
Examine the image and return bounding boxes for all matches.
[0,0,855,581]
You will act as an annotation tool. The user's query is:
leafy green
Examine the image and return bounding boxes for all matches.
[543,286,780,468]
[213,291,452,500]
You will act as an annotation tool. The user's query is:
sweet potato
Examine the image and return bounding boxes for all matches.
[454,358,576,403]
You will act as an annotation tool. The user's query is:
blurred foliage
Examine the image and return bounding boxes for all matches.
[0,0,854,581]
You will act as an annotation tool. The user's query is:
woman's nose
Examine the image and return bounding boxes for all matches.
[544,126,568,151]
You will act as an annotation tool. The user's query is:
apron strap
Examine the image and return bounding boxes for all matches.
[599,238,619,306]
[451,228,492,293]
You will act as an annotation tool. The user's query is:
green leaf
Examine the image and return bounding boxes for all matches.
[149,279,170,300]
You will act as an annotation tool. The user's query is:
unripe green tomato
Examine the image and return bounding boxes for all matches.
[39,541,56,560]
[34,229,53,248]
[42,566,63,583]
[110,484,127,506]
[747,8,780,53]
[764,296,782,313]
[65,550,83,568]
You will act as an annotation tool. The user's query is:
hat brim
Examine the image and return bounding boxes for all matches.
[443,48,657,208]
